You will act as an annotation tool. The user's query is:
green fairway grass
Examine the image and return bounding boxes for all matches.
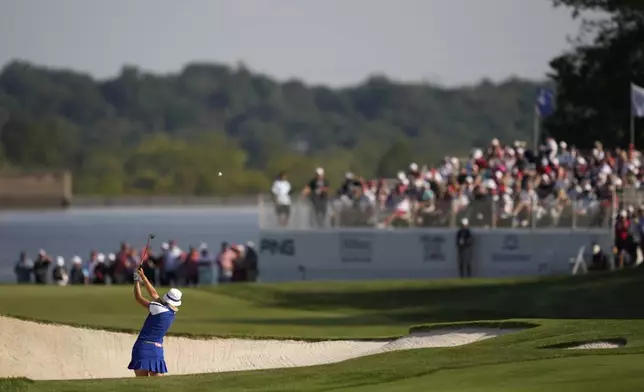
[1,268,643,391]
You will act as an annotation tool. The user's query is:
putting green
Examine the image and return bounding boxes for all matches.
[1,269,643,391]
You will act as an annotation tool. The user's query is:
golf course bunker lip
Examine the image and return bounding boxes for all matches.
[371,327,525,354]
[0,316,525,380]
[543,338,627,350]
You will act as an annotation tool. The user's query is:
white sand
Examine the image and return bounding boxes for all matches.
[564,341,625,350]
[0,316,522,380]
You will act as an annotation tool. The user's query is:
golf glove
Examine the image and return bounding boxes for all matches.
[133,271,141,282]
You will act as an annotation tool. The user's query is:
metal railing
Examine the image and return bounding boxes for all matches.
[258,193,616,230]
[620,186,644,208]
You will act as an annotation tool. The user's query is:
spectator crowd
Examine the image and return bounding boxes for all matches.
[13,240,259,286]
[16,136,643,285]
[271,137,640,229]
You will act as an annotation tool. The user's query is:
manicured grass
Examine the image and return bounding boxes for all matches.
[1,268,643,391]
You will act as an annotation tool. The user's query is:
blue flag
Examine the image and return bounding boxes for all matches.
[631,83,644,117]
[535,87,555,118]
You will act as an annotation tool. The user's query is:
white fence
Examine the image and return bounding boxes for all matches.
[257,228,613,282]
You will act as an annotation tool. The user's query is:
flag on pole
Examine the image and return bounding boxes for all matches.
[631,83,644,117]
[536,87,555,118]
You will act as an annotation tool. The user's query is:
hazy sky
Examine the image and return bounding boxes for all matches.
[0,0,583,87]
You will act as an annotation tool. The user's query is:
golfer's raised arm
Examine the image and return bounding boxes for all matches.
[133,279,150,309]
[138,268,160,301]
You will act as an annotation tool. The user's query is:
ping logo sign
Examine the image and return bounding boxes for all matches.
[260,238,295,256]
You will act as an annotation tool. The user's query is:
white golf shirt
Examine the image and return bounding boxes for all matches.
[271,180,292,205]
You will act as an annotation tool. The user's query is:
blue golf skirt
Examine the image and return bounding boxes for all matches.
[128,340,168,373]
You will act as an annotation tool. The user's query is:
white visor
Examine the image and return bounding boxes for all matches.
[163,288,182,307]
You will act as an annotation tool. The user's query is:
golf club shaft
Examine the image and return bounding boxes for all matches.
[139,233,155,268]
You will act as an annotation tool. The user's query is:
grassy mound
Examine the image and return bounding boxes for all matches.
[1,268,643,391]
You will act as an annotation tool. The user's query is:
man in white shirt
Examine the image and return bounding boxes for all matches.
[162,240,183,286]
[271,171,292,227]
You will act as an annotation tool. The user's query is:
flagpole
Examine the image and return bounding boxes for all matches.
[631,83,635,154]
[533,109,540,153]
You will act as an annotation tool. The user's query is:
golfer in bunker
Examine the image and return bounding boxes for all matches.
[129,267,182,377]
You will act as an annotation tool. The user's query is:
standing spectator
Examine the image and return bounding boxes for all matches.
[215,242,228,283]
[217,243,236,284]
[93,254,108,284]
[244,241,259,283]
[163,240,184,286]
[271,171,292,227]
[614,210,634,267]
[197,243,214,285]
[231,244,247,282]
[337,172,362,201]
[456,218,474,278]
[14,251,33,284]
[183,246,200,286]
[302,167,330,227]
[155,242,170,285]
[33,249,52,285]
[107,253,116,283]
[594,179,614,227]
[85,250,99,282]
[68,256,86,285]
[112,242,132,284]
[52,257,69,286]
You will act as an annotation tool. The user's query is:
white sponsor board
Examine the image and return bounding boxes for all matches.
[475,229,613,278]
[258,228,612,282]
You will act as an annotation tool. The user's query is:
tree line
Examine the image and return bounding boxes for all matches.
[546,0,644,147]
[0,63,541,195]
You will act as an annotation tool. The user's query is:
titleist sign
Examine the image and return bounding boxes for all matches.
[339,233,373,263]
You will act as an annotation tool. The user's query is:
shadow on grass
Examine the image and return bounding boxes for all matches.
[218,314,540,333]
[220,269,644,322]
[408,320,540,333]
[541,337,628,349]
[197,313,395,327]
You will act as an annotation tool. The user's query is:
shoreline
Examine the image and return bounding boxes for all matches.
[73,195,261,207]
[1,195,263,210]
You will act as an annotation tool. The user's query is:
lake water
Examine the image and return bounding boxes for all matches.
[0,207,261,282]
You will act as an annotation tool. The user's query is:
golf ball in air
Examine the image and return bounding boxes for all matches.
[218,172,223,176]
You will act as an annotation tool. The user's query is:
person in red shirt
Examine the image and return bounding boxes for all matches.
[614,210,632,268]
[112,242,133,284]
[183,246,200,286]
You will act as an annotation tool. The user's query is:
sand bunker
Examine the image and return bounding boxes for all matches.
[0,316,523,380]
[542,338,627,350]
[564,340,626,350]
